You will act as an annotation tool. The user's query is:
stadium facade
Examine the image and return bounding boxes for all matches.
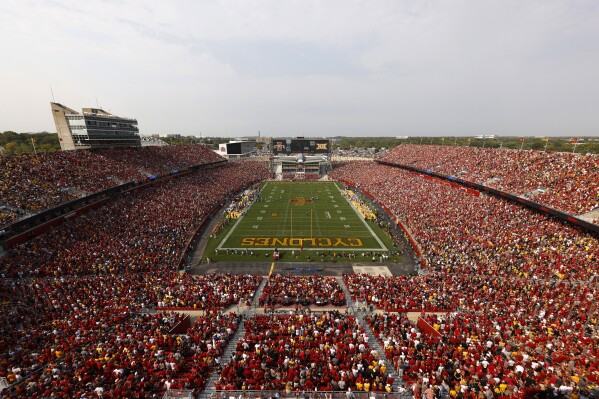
[269,138,332,179]
[50,102,141,151]
[216,140,257,158]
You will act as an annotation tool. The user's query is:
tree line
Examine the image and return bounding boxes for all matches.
[335,136,599,154]
[0,131,61,155]
[1,131,598,156]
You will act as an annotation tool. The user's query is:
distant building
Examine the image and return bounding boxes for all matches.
[140,135,168,147]
[216,140,257,158]
[273,154,330,180]
[272,138,330,155]
[51,102,140,151]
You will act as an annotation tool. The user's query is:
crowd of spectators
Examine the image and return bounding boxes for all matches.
[259,275,346,308]
[215,312,394,392]
[97,145,223,178]
[0,157,269,396]
[379,144,599,217]
[2,149,599,398]
[331,160,599,397]
[367,307,598,399]
[330,161,598,281]
[0,145,223,228]
[0,273,259,388]
[0,161,269,278]
[7,311,239,398]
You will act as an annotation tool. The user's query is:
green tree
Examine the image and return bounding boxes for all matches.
[4,141,17,154]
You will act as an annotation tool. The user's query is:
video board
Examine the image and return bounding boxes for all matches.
[272,139,330,155]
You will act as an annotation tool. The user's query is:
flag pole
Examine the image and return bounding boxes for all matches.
[31,137,38,155]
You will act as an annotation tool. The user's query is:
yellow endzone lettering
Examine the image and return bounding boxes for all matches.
[239,237,365,248]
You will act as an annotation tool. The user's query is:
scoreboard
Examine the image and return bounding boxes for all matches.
[272,138,330,155]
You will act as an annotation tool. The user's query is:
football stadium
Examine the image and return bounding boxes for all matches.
[2,3,599,398]
[1,133,598,399]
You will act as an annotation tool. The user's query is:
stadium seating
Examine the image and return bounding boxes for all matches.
[0,145,223,228]
[215,313,393,392]
[379,144,599,216]
[259,275,346,307]
[330,161,598,281]
[0,273,259,384]
[0,158,268,397]
[0,161,269,278]
[2,149,599,399]
[368,307,598,399]
[9,312,239,398]
[330,160,599,398]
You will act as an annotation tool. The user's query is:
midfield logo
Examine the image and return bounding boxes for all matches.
[290,196,312,206]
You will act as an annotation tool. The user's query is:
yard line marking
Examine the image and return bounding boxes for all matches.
[335,183,387,250]
[217,211,246,250]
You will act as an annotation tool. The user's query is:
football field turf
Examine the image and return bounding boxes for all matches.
[216,181,388,251]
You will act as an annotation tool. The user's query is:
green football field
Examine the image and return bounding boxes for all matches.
[216,181,388,252]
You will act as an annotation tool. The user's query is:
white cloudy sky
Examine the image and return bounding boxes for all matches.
[1,0,598,137]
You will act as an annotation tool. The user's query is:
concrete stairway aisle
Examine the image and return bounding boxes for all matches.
[203,316,246,394]
[336,276,356,309]
[200,276,268,395]
[250,276,268,308]
[337,277,403,392]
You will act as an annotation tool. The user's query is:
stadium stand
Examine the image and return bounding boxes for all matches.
[215,313,394,392]
[0,145,222,228]
[0,274,259,388]
[0,161,269,278]
[2,146,599,399]
[330,160,599,398]
[379,144,599,216]
[259,275,346,308]
[7,312,240,398]
[330,161,598,281]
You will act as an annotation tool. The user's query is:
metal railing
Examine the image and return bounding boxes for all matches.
[163,389,195,399]
[199,391,412,399]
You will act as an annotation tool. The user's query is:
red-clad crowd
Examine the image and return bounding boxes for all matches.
[0,273,259,387]
[259,275,346,307]
[7,311,239,398]
[379,144,599,217]
[0,145,223,227]
[0,161,269,278]
[0,157,269,397]
[2,149,599,399]
[215,312,394,392]
[330,160,599,398]
[368,307,598,399]
[97,145,223,178]
[330,162,598,281]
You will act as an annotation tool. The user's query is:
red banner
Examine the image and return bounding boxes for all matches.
[417,316,442,338]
